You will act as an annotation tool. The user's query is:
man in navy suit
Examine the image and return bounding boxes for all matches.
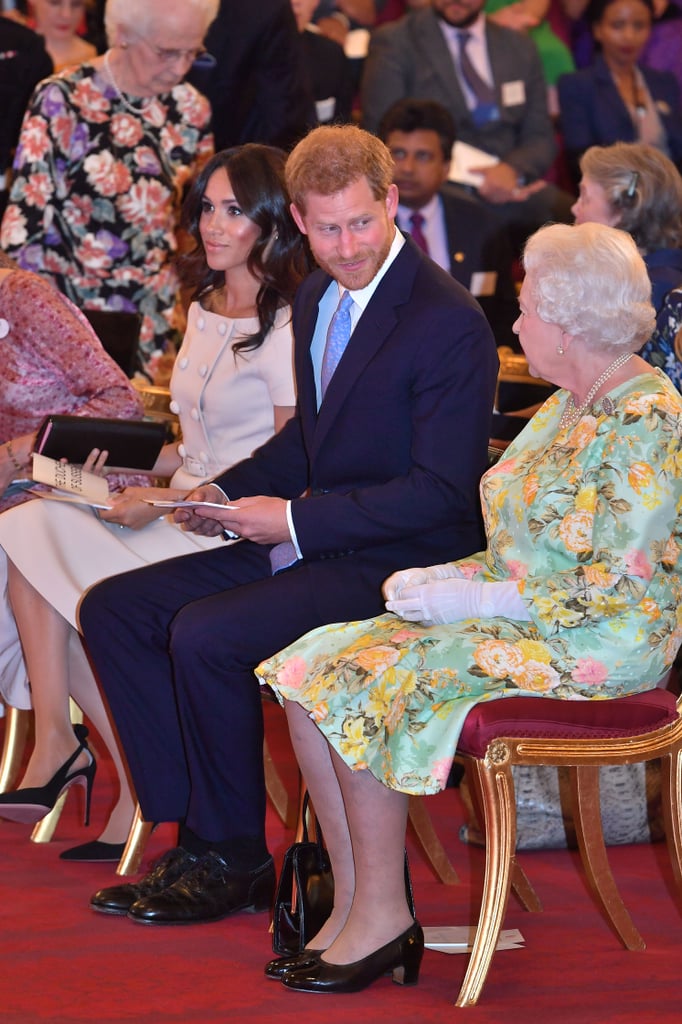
[81,124,498,926]
[379,97,518,347]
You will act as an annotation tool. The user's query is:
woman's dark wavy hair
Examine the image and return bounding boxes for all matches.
[178,144,312,354]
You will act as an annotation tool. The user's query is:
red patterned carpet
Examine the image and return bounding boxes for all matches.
[0,703,680,1023]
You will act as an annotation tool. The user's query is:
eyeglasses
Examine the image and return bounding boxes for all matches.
[139,38,215,66]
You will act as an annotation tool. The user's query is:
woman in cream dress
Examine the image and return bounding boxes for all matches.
[0,144,310,859]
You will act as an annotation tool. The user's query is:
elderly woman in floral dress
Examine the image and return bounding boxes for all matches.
[0,0,217,380]
[257,221,682,997]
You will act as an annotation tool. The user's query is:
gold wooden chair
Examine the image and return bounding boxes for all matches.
[452,687,682,1007]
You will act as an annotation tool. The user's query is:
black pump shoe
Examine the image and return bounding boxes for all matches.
[264,948,324,980]
[60,840,126,862]
[0,724,96,825]
[281,921,424,994]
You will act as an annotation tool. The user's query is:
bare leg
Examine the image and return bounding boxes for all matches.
[7,561,135,843]
[323,745,412,964]
[285,700,355,949]
[285,700,413,962]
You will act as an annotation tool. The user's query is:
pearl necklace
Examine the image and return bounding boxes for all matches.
[104,50,151,117]
[559,352,633,431]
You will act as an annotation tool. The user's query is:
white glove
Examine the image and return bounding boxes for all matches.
[385,578,530,626]
[382,562,464,602]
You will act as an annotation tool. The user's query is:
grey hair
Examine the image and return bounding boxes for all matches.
[579,142,682,252]
[105,0,219,46]
[522,222,655,354]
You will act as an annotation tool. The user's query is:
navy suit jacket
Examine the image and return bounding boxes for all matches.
[558,55,682,183]
[361,9,555,181]
[187,0,315,151]
[439,184,518,347]
[213,237,498,620]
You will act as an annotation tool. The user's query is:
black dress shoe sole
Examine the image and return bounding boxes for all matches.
[90,903,132,916]
[126,897,271,926]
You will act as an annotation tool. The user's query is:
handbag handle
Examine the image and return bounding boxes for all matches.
[300,789,325,851]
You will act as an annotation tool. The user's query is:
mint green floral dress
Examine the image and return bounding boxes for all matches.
[257,370,682,795]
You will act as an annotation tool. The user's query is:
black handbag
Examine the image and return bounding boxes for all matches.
[272,791,334,956]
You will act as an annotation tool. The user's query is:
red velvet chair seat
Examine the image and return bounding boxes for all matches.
[458,689,679,758]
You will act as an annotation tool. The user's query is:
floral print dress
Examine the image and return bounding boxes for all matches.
[0,63,213,378]
[257,370,682,795]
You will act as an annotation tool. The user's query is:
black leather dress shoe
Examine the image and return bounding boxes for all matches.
[264,948,324,980]
[281,921,424,993]
[127,851,276,925]
[89,847,198,915]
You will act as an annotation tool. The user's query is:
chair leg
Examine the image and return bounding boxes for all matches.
[407,795,459,884]
[0,706,32,793]
[31,700,83,845]
[660,745,682,901]
[570,765,645,951]
[462,758,541,911]
[456,758,516,1008]
[116,803,154,876]
[264,736,297,830]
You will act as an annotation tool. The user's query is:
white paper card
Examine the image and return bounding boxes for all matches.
[423,926,524,954]
[470,271,497,297]
[448,141,499,188]
[502,80,525,107]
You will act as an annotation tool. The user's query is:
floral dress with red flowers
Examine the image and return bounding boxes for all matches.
[257,370,682,795]
[0,63,213,380]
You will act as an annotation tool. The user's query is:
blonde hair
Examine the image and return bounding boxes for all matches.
[286,125,394,213]
[522,222,655,353]
[579,143,682,251]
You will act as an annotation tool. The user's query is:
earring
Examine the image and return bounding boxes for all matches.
[557,344,564,356]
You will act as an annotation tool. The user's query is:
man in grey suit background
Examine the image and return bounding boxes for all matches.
[81,124,498,928]
[361,0,573,251]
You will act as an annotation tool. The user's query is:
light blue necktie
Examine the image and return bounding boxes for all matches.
[269,290,354,575]
[320,290,354,397]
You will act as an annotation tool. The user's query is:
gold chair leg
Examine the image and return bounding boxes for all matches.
[570,765,645,951]
[116,803,154,876]
[408,795,459,885]
[30,790,69,843]
[456,759,516,1008]
[0,706,32,793]
[30,700,84,845]
[264,736,297,829]
[661,745,682,899]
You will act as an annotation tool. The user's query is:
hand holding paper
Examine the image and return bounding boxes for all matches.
[188,494,291,545]
[31,453,112,508]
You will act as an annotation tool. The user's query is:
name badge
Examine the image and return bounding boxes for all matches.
[470,271,497,297]
[501,80,525,107]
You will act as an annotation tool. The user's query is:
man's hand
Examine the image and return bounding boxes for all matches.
[181,493,292,545]
[173,483,230,536]
[473,162,548,204]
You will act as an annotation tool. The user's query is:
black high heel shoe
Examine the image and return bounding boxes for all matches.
[0,724,96,826]
[281,921,424,994]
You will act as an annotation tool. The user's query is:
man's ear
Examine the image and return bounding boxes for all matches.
[290,202,307,235]
[385,183,399,219]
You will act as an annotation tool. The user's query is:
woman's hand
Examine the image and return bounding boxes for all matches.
[382,562,464,602]
[97,486,170,530]
[82,447,110,477]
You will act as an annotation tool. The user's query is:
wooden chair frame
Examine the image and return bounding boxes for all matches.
[454,705,682,1007]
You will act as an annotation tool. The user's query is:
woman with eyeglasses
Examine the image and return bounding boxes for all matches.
[0,0,218,383]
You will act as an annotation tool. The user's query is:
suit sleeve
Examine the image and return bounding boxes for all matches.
[360,23,414,134]
[501,36,556,180]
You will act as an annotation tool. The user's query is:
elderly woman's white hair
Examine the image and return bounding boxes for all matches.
[522,222,656,354]
[105,0,219,46]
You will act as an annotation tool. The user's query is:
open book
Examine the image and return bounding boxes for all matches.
[30,453,112,509]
